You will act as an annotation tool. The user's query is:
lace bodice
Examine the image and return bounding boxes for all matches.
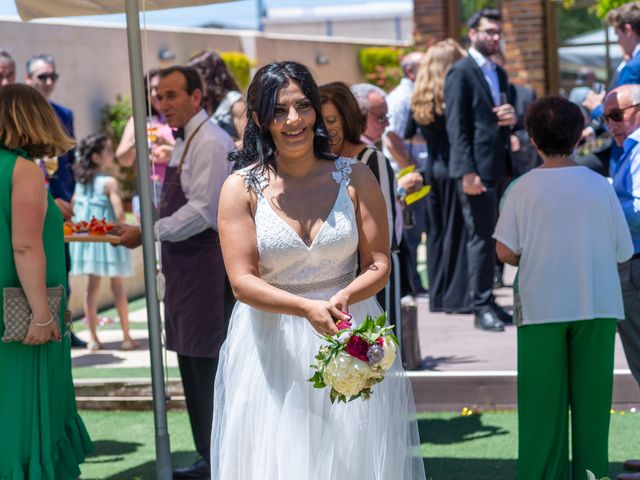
[240,157,359,296]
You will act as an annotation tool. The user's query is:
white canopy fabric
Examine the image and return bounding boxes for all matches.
[16,0,226,21]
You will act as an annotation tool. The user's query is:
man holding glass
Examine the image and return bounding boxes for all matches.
[445,8,517,332]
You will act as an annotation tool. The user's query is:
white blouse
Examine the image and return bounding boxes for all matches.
[494,166,633,325]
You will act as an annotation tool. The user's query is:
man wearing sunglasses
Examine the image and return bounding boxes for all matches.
[25,53,75,206]
[606,84,640,480]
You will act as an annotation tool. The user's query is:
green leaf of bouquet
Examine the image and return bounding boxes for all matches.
[330,388,338,403]
[376,312,387,328]
[388,333,399,345]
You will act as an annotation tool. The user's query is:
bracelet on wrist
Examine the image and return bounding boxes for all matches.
[31,312,55,327]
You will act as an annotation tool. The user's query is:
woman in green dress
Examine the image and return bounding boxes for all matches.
[0,84,93,478]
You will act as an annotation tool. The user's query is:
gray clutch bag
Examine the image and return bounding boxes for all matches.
[2,285,64,342]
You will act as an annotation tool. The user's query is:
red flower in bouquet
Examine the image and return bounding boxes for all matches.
[336,319,352,331]
[345,335,370,362]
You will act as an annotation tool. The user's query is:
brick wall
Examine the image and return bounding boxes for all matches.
[413,0,448,46]
[502,0,547,96]
[414,0,549,96]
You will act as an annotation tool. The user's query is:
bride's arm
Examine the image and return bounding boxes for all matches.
[330,162,390,312]
[218,173,348,334]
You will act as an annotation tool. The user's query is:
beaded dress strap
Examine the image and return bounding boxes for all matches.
[332,157,358,187]
[240,166,268,198]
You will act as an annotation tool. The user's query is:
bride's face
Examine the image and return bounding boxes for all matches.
[269,81,316,160]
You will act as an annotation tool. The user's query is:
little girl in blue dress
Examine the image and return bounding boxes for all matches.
[70,133,136,351]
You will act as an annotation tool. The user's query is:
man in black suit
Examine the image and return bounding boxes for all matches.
[445,8,516,332]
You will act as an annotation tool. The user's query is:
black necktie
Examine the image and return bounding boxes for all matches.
[172,128,184,141]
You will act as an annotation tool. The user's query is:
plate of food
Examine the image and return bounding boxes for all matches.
[64,217,121,244]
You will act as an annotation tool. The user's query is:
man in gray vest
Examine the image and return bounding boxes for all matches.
[118,66,234,479]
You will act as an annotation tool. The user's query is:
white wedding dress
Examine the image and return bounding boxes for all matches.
[211,158,426,480]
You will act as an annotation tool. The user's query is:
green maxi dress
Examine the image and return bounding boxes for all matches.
[0,147,93,479]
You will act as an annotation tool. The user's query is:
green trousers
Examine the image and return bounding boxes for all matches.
[517,319,616,480]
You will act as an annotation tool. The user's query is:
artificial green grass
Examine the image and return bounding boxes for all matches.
[72,367,180,379]
[71,321,149,333]
[70,296,149,332]
[77,409,640,479]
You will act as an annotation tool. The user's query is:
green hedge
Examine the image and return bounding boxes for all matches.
[358,47,403,92]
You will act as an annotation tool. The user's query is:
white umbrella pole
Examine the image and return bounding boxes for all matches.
[124,1,172,478]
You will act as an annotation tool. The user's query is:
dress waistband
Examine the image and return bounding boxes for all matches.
[270,271,356,294]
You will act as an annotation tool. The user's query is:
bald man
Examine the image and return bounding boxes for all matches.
[606,84,640,480]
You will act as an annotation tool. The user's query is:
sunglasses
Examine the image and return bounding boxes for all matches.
[601,102,640,123]
[36,72,59,82]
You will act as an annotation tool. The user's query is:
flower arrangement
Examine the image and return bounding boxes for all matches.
[308,312,399,404]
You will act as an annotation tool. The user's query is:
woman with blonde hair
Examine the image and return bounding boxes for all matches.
[407,39,471,313]
[0,84,93,477]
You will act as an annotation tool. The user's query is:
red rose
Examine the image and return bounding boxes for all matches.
[377,337,384,347]
[345,335,370,362]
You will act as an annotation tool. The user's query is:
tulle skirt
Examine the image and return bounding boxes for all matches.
[211,289,426,480]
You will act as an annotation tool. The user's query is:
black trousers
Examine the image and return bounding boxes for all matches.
[177,354,219,463]
[457,181,499,311]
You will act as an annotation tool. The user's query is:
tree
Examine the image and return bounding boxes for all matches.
[596,0,626,18]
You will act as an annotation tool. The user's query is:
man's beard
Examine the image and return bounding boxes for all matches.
[474,41,499,57]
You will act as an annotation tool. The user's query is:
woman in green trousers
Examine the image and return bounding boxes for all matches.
[0,84,93,478]
[494,96,633,479]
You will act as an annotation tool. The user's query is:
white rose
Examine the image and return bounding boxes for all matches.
[377,336,396,372]
[322,352,373,397]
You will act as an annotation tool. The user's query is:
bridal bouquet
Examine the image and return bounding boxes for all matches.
[308,312,399,403]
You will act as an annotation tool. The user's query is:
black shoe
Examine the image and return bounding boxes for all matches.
[490,303,513,325]
[70,332,88,349]
[474,308,505,332]
[173,458,210,479]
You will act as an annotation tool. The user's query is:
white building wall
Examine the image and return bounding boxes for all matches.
[0,18,404,141]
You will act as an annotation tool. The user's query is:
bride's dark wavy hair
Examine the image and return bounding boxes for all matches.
[230,61,336,181]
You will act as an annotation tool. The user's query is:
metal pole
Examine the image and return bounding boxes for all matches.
[392,250,402,362]
[124,1,172,478]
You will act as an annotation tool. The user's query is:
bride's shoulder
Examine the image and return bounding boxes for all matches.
[225,164,265,196]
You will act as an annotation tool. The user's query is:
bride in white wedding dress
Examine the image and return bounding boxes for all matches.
[212,61,426,480]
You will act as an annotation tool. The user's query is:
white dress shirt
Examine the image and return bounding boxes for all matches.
[469,47,502,106]
[154,109,235,242]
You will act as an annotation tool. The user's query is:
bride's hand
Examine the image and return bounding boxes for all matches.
[329,290,351,315]
[302,299,348,336]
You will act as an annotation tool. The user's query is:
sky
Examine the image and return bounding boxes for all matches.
[0,1,396,30]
